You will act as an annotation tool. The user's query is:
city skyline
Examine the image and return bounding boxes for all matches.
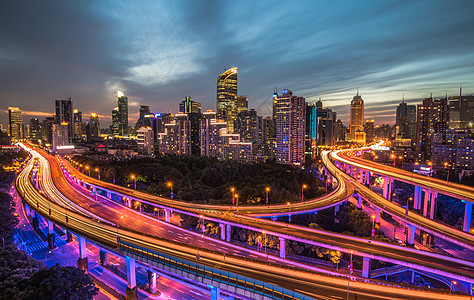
[1,1,474,127]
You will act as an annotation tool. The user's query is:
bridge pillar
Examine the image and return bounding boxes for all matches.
[358,169,363,183]
[463,202,473,233]
[99,249,107,266]
[77,236,88,272]
[334,204,339,216]
[375,207,381,224]
[349,166,354,177]
[126,256,138,300]
[148,268,157,294]
[24,203,31,216]
[164,209,171,222]
[365,171,370,185]
[407,225,416,246]
[226,224,231,242]
[219,223,226,240]
[429,192,437,220]
[362,257,370,278]
[357,195,362,209]
[279,237,286,258]
[47,220,55,249]
[211,286,221,300]
[382,177,389,199]
[414,186,422,210]
[66,230,73,243]
[422,190,430,217]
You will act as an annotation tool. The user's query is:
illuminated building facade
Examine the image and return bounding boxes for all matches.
[349,92,364,141]
[55,98,74,143]
[216,68,238,132]
[8,107,22,141]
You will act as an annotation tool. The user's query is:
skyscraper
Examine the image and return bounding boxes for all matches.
[364,120,375,144]
[73,109,86,142]
[216,67,238,132]
[305,103,318,159]
[334,119,346,142]
[135,105,150,129]
[87,113,100,142]
[274,89,306,166]
[237,96,248,114]
[29,118,41,143]
[42,117,54,145]
[235,109,263,143]
[8,107,22,141]
[55,98,74,143]
[350,92,364,141]
[317,106,336,146]
[52,123,70,150]
[395,101,416,147]
[113,91,128,136]
[449,88,474,129]
[112,107,120,136]
[179,97,201,114]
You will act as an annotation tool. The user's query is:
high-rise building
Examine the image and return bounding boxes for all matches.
[55,98,74,143]
[317,107,336,146]
[395,101,416,147]
[449,89,474,129]
[8,107,22,141]
[349,92,364,141]
[179,97,201,114]
[86,113,100,142]
[234,109,263,143]
[137,127,154,155]
[305,103,318,159]
[52,123,70,150]
[416,96,449,159]
[216,67,238,132]
[364,120,375,144]
[135,105,151,130]
[334,120,346,142]
[112,91,128,136]
[73,109,86,142]
[237,96,248,114]
[157,114,191,156]
[274,89,306,166]
[29,118,41,143]
[42,117,54,145]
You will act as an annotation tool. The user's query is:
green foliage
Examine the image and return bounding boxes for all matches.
[0,192,19,244]
[73,154,324,204]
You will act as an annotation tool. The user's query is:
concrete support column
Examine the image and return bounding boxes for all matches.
[430,192,437,220]
[211,286,221,300]
[164,209,171,223]
[407,225,416,246]
[365,171,370,185]
[414,186,422,210]
[126,256,138,300]
[375,207,381,224]
[279,237,286,259]
[388,179,393,201]
[423,190,430,217]
[349,166,354,177]
[383,177,389,199]
[47,220,55,249]
[99,249,107,266]
[463,202,473,233]
[66,230,73,243]
[362,257,371,278]
[24,203,31,216]
[226,224,231,242]
[77,236,88,272]
[334,204,339,216]
[358,169,363,183]
[148,269,157,294]
[219,223,226,240]
[357,195,362,209]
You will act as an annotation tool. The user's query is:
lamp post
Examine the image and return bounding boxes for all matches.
[390,154,396,166]
[235,194,239,214]
[347,250,353,300]
[301,184,307,202]
[168,182,173,199]
[406,197,412,218]
[116,215,124,245]
[451,280,457,294]
[444,162,449,181]
[231,187,235,205]
[265,187,270,205]
[371,215,376,238]
[131,175,136,189]
[79,164,83,173]
[287,202,291,223]
[399,156,403,169]
[95,168,100,180]
[326,178,331,195]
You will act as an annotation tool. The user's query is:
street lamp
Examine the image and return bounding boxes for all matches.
[301,184,307,202]
[168,182,173,199]
[451,280,457,294]
[85,165,90,176]
[287,202,291,223]
[131,175,136,189]
[347,250,354,300]
[326,178,331,195]
[262,231,267,254]
[95,168,100,180]
[116,215,124,246]
[79,164,83,173]
[265,187,270,205]
[371,215,376,238]
[231,187,235,205]
[399,156,403,169]
[390,154,396,166]
[444,162,449,181]
[406,197,413,217]
[235,194,239,214]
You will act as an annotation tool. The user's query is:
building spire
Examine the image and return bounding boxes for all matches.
[402,93,405,103]
[356,88,359,97]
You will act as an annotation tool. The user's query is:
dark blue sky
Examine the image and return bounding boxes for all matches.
[1,0,473,127]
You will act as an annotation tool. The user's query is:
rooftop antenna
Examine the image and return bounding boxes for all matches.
[402,93,405,103]
[356,89,359,96]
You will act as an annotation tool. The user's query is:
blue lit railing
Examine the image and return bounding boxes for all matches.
[120,241,314,300]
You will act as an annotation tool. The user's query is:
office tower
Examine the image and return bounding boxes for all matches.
[334,120,345,142]
[237,96,248,114]
[158,114,191,156]
[52,123,70,150]
[8,107,22,141]
[86,113,100,142]
[274,89,306,166]
[235,109,263,143]
[137,127,154,155]
[395,101,417,147]
[317,106,336,146]
[112,91,128,136]
[416,96,449,159]
[350,92,364,140]
[216,67,238,132]
[135,105,150,129]
[179,97,201,114]
[29,118,42,143]
[55,98,74,143]
[449,88,474,129]
[42,117,54,145]
[305,103,318,159]
[73,109,86,141]
[364,120,375,144]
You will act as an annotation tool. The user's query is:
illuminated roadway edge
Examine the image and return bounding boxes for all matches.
[17,151,474,299]
[28,145,474,287]
[330,149,474,251]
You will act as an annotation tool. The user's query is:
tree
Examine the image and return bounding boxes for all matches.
[0,192,19,245]
[20,264,98,300]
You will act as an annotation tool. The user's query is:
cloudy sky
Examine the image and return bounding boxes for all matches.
[1,0,473,128]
